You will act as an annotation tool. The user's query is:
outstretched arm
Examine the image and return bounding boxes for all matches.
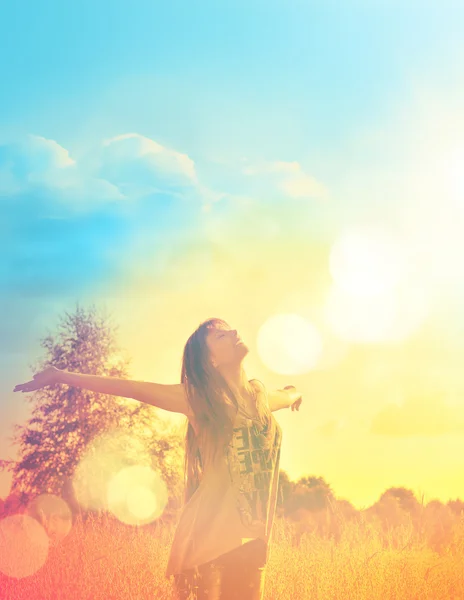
[268,386,302,411]
[14,367,191,416]
[250,378,302,412]
[58,371,191,415]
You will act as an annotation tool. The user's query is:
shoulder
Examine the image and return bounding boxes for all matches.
[249,379,266,393]
[249,379,269,406]
[249,378,266,393]
[250,380,292,412]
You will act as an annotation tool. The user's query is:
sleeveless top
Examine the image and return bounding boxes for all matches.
[165,379,283,578]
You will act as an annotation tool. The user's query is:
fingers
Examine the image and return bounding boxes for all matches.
[13,381,33,392]
[291,394,303,411]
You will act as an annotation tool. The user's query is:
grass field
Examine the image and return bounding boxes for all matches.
[1,510,464,599]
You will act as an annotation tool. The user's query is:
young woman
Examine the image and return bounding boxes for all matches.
[14,317,303,599]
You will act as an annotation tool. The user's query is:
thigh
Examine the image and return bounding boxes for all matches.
[173,567,197,600]
[173,541,267,600]
[216,539,268,600]
[173,562,223,600]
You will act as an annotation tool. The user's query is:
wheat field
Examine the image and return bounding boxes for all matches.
[1,507,464,600]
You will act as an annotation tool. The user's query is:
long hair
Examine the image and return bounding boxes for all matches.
[180,317,270,505]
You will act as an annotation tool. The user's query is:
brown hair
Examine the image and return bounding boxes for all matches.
[180,317,270,505]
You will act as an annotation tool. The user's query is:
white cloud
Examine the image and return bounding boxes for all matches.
[280,172,328,199]
[242,159,329,200]
[0,134,124,208]
[0,132,329,220]
[27,135,76,168]
[243,160,301,175]
[101,132,198,186]
[0,132,220,213]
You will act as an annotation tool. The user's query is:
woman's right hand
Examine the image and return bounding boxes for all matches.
[13,366,61,393]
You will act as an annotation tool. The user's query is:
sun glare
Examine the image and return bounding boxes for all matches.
[324,225,430,343]
[324,282,429,343]
[329,226,406,298]
[257,313,323,375]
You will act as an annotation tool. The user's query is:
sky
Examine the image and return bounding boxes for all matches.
[1,0,464,510]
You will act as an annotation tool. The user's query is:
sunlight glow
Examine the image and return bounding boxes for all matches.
[257,313,323,375]
[311,325,350,371]
[324,283,429,343]
[325,225,430,343]
[329,226,406,298]
[324,285,396,343]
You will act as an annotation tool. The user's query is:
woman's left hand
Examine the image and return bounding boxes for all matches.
[283,385,303,411]
[290,396,302,411]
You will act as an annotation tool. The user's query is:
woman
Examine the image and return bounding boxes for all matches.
[13,317,303,599]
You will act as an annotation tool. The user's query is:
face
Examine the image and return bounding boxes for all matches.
[206,323,249,368]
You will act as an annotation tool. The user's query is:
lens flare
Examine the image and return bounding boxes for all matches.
[73,430,146,512]
[72,429,168,525]
[107,465,168,526]
[0,514,49,578]
[25,494,72,544]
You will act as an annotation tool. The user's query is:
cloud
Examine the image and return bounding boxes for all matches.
[99,133,199,198]
[0,131,229,309]
[0,134,124,210]
[0,134,330,224]
[0,132,210,213]
[242,159,329,201]
[0,131,334,309]
[370,392,464,436]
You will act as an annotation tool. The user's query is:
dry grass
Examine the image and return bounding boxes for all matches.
[1,510,464,599]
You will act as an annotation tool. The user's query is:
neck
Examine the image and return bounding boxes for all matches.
[218,363,252,398]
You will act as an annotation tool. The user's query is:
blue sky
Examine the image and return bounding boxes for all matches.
[2,0,462,155]
[2,0,464,506]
